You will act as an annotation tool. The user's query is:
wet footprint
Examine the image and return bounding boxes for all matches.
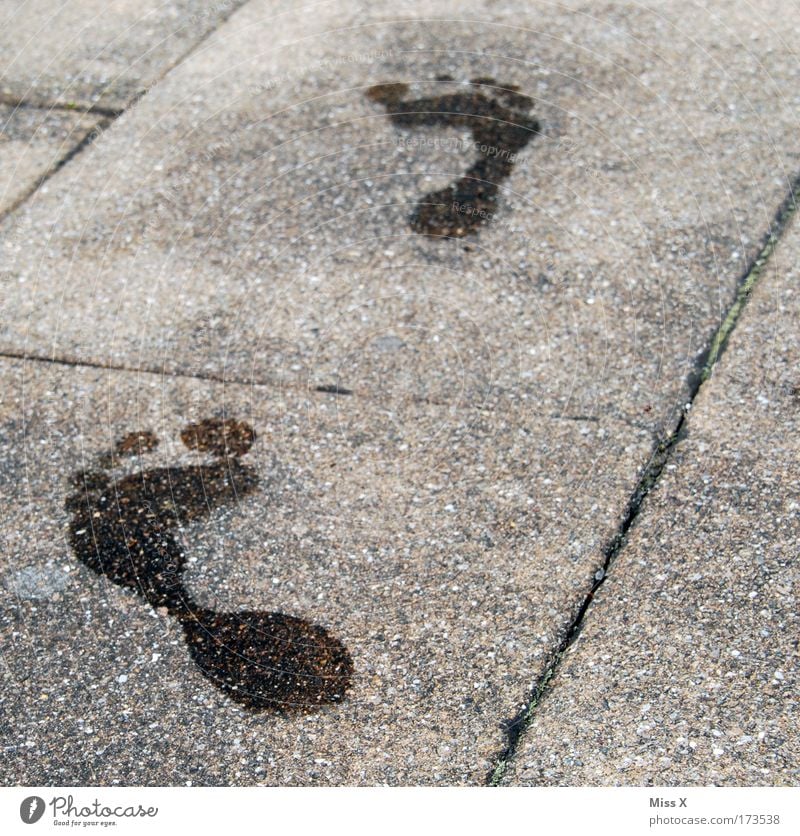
[366,77,540,237]
[65,418,353,710]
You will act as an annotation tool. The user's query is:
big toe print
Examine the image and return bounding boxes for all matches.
[366,77,540,237]
[65,418,353,711]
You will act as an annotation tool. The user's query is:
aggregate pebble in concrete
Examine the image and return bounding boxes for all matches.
[0,358,651,784]
[503,215,800,786]
[0,0,798,432]
[0,104,100,214]
[0,0,248,109]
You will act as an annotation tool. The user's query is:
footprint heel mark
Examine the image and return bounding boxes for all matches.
[65,418,353,710]
[180,609,353,707]
[366,78,540,237]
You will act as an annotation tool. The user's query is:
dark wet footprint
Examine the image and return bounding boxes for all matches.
[181,609,354,708]
[65,418,353,710]
[366,77,540,237]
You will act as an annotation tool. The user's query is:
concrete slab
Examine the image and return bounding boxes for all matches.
[0,0,797,433]
[0,104,100,215]
[0,0,248,110]
[1,0,799,787]
[503,213,800,786]
[0,357,651,784]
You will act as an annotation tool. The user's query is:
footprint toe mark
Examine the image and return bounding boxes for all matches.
[180,417,256,458]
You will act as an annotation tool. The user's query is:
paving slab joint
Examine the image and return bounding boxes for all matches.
[486,421,683,786]
[698,169,800,384]
[485,165,800,787]
[0,93,124,118]
[0,113,116,223]
[0,351,633,429]
[0,0,254,222]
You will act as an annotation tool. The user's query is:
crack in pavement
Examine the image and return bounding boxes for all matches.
[1,348,626,430]
[0,0,255,223]
[486,167,800,786]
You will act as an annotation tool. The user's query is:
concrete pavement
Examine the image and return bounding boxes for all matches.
[0,0,798,785]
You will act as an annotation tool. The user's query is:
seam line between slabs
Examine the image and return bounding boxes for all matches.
[0,0,255,223]
[485,168,800,787]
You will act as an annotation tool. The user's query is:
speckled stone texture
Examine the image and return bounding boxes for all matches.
[0,104,100,214]
[504,214,800,786]
[1,0,799,789]
[0,358,650,784]
[0,0,248,110]
[0,0,798,434]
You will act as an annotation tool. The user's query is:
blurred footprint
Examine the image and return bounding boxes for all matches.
[366,77,540,236]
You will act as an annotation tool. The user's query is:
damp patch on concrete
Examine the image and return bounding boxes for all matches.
[65,418,353,711]
[365,78,540,236]
[3,564,71,600]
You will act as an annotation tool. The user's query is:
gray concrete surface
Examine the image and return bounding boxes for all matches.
[0,0,797,433]
[0,104,100,215]
[0,0,248,110]
[503,212,800,786]
[0,0,797,787]
[0,358,650,783]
